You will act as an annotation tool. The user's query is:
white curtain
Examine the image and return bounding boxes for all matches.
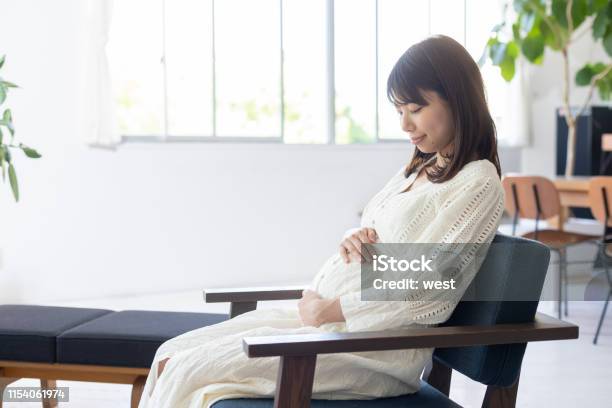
[498,57,531,147]
[79,0,120,148]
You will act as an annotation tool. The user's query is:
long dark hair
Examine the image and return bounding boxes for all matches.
[387,35,501,182]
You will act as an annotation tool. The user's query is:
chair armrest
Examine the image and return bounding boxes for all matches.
[203,286,305,303]
[203,286,305,318]
[243,312,578,357]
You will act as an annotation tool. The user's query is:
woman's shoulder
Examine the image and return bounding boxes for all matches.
[458,159,499,178]
[436,159,502,197]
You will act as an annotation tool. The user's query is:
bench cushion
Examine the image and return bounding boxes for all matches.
[211,381,461,408]
[0,305,112,363]
[57,310,228,367]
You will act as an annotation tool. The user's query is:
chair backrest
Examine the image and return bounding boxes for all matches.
[502,175,561,220]
[433,234,550,387]
[588,176,612,228]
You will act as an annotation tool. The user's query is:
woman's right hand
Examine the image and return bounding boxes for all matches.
[339,227,379,264]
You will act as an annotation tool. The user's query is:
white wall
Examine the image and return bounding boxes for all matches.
[0,0,520,303]
[523,24,611,177]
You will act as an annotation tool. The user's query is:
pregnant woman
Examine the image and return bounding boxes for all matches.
[139,35,505,407]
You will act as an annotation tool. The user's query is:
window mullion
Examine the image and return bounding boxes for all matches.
[211,0,217,138]
[375,0,380,142]
[161,0,169,141]
[325,0,335,144]
[280,0,285,142]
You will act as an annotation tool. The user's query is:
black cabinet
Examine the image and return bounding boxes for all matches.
[556,106,612,176]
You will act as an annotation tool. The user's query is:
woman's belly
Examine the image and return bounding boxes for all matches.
[311,253,362,299]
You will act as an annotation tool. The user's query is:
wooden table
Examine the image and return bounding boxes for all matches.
[551,176,591,230]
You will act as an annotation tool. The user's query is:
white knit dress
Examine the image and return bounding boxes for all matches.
[139,158,504,408]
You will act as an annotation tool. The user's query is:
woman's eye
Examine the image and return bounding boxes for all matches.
[409,106,423,114]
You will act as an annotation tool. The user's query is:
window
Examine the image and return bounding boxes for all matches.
[108,0,512,144]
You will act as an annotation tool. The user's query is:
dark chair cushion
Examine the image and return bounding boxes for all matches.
[0,305,112,363]
[434,234,551,387]
[211,381,460,408]
[57,310,228,367]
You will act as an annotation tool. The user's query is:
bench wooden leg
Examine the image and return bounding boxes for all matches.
[0,376,19,408]
[131,376,147,408]
[482,372,520,408]
[41,379,58,408]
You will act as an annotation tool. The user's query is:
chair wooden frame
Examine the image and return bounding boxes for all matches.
[205,287,579,408]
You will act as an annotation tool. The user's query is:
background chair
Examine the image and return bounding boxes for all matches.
[587,177,612,344]
[502,175,598,318]
[205,234,578,408]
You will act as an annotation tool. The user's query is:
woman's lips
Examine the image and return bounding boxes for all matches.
[410,135,426,145]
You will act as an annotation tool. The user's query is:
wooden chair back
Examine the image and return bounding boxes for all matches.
[502,175,561,220]
[588,177,612,227]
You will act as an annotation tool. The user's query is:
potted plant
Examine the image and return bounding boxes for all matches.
[481,0,612,176]
[0,55,41,201]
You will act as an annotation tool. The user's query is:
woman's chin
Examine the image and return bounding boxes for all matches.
[416,146,435,154]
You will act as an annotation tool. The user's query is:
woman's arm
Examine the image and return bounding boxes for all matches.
[298,290,345,327]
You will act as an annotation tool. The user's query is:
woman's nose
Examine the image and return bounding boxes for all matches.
[401,116,416,133]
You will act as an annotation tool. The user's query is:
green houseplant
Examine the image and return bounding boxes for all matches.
[0,55,41,201]
[482,0,612,176]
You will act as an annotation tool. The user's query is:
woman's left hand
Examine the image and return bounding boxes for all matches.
[298,289,345,327]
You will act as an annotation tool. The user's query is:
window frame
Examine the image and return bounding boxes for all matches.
[117,0,496,146]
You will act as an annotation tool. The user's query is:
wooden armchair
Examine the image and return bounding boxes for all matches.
[204,234,579,408]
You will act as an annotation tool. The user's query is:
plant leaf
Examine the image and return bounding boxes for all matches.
[520,11,537,33]
[0,146,4,181]
[597,78,611,100]
[507,40,520,59]
[8,162,19,202]
[539,19,560,50]
[500,55,516,81]
[522,34,545,62]
[604,26,612,56]
[552,0,588,28]
[576,64,594,85]
[1,81,17,88]
[21,146,41,159]
[490,41,507,65]
[588,0,608,14]
[0,55,4,70]
[0,86,5,105]
[593,9,609,38]
[2,109,14,136]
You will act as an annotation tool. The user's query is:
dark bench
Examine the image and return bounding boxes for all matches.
[0,306,227,407]
[0,234,579,407]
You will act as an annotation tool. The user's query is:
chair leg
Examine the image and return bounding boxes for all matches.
[563,248,569,317]
[131,376,147,408]
[274,355,317,408]
[482,372,520,408]
[0,376,19,408]
[594,290,612,345]
[556,250,562,319]
[424,358,452,396]
[41,379,58,408]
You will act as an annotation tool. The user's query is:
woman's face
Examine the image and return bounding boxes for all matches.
[396,90,454,156]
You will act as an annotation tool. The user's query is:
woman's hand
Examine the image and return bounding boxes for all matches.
[298,290,345,327]
[339,227,379,264]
